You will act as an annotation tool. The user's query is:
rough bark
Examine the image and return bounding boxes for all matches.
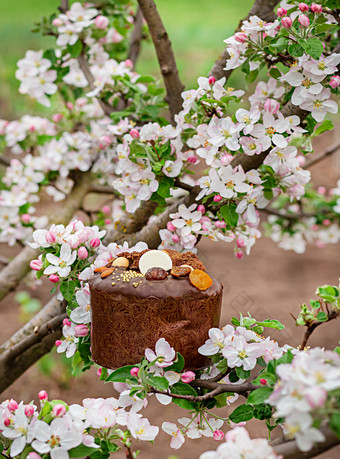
[137,0,184,122]
[128,7,144,68]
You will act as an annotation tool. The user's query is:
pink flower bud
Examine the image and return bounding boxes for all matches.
[187,155,198,164]
[63,318,71,327]
[30,259,43,271]
[311,3,322,13]
[234,32,247,43]
[95,15,109,29]
[125,59,133,68]
[264,98,280,114]
[297,155,306,167]
[97,368,102,377]
[22,213,31,223]
[299,3,309,12]
[281,17,292,28]
[311,224,319,231]
[90,238,101,248]
[197,205,205,213]
[49,274,60,283]
[260,378,267,385]
[130,128,140,139]
[66,102,74,110]
[45,230,56,244]
[316,240,325,248]
[181,371,196,383]
[330,75,340,89]
[213,430,225,441]
[28,453,42,459]
[29,125,35,133]
[201,223,208,231]
[172,234,180,243]
[74,324,89,337]
[38,390,48,401]
[105,219,111,225]
[221,154,233,165]
[53,404,67,417]
[4,417,10,427]
[167,221,176,232]
[78,246,88,260]
[277,7,287,17]
[52,18,63,27]
[76,97,87,107]
[235,250,243,259]
[100,135,112,147]
[102,205,110,214]
[305,386,327,409]
[8,399,19,411]
[323,219,331,226]
[215,220,226,229]
[52,113,63,123]
[130,367,139,378]
[25,405,35,417]
[208,76,216,85]
[236,237,245,248]
[213,194,223,203]
[317,186,326,195]
[298,14,310,27]
[55,340,62,347]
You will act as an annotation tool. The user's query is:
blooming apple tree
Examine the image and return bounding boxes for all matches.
[1,0,340,458]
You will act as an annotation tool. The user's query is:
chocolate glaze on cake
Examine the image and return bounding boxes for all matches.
[89,250,223,370]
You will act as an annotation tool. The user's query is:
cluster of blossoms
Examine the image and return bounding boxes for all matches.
[200,427,281,459]
[224,2,339,122]
[269,347,340,451]
[265,180,340,253]
[0,390,158,458]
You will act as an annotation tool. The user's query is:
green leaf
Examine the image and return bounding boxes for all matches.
[171,382,198,410]
[316,311,328,322]
[157,177,174,198]
[136,75,156,84]
[147,376,169,391]
[235,367,250,380]
[247,387,273,405]
[67,40,83,58]
[300,38,324,60]
[288,43,303,57]
[60,280,78,302]
[106,365,135,382]
[314,120,334,137]
[220,202,239,227]
[69,445,99,458]
[214,392,235,408]
[330,412,340,439]
[254,403,273,420]
[229,404,254,423]
[269,68,281,79]
[231,316,240,327]
[165,353,185,372]
[216,359,228,373]
[255,319,285,330]
[276,62,290,74]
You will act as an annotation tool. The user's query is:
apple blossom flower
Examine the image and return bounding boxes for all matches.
[299,88,338,122]
[222,335,263,370]
[240,136,263,155]
[70,288,92,324]
[178,415,223,439]
[171,204,202,237]
[2,405,36,457]
[251,113,290,149]
[127,412,159,441]
[145,338,176,368]
[56,322,79,358]
[95,15,109,29]
[198,328,228,355]
[207,116,241,151]
[162,422,185,449]
[209,165,252,199]
[44,243,77,278]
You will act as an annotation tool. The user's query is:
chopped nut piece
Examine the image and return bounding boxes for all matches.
[112,257,129,268]
[100,268,114,278]
[94,266,108,273]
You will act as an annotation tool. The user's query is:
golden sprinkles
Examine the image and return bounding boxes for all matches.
[110,268,144,287]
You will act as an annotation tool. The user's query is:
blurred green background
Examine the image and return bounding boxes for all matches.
[0,0,254,118]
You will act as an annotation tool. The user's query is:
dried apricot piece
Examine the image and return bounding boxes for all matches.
[171,266,192,278]
[94,266,109,273]
[189,269,213,290]
[100,268,114,278]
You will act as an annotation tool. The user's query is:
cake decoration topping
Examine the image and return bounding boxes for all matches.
[145,267,168,281]
[171,266,192,278]
[94,266,108,273]
[100,268,114,278]
[139,250,172,274]
[189,269,213,291]
[112,257,129,268]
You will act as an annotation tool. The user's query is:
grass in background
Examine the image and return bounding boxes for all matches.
[0,0,254,118]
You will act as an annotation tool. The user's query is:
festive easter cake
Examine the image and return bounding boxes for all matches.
[89,249,223,369]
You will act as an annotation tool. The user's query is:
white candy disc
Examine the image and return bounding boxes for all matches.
[139,250,173,274]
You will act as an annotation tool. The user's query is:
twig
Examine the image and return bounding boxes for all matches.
[128,7,144,68]
[77,52,114,117]
[125,445,134,459]
[272,425,339,459]
[0,156,10,167]
[0,255,9,265]
[137,0,184,123]
[305,142,340,169]
[88,184,117,195]
[300,310,338,350]
[174,178,194,192]
[59,0,69,14]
